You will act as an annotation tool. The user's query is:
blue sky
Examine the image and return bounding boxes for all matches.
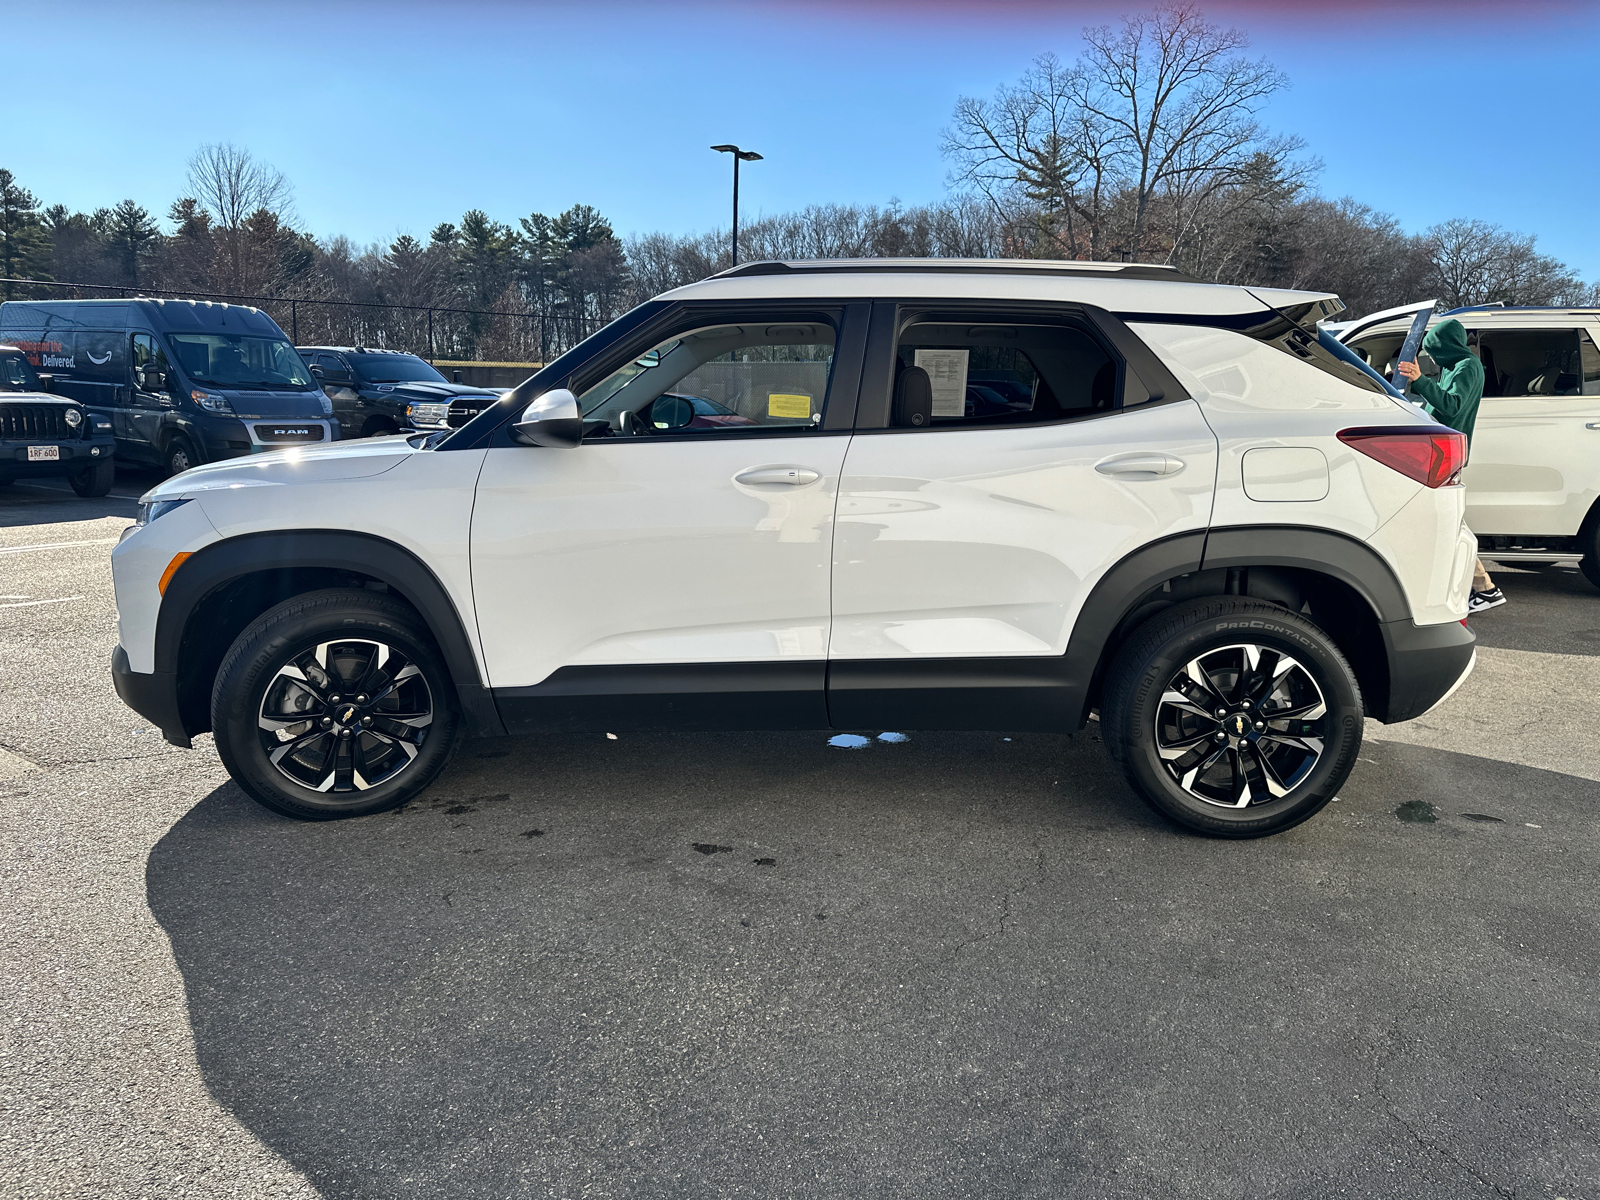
[8,0,1598,279]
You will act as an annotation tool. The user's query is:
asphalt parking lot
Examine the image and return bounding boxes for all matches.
[3,474,1599,1199]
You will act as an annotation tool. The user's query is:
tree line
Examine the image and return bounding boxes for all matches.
[1,2,1593,364]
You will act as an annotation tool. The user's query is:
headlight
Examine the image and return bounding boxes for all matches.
[406,402,451,427]
[65,407,82,427]
[191,390,233,413]
[319,393,334,415]
[134,497,193,527]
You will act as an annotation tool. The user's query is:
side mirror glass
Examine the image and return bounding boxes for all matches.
[511,388,583,448]
[650,394,695,430]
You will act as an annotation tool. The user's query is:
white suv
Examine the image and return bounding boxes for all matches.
[111,260,1477,838]
[1339,303,1600,586]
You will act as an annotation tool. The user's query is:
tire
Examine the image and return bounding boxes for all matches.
[165,436,199,478]
[68,457,115,497]
[1580,524,1600,591]
[1101,598,1363,839]
[210,588,463,820]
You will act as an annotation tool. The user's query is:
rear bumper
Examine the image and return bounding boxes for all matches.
[110,645,191,748]
[1377,617,1476,723]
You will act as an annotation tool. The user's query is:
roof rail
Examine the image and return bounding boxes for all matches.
[1438,302,1600,316]
[713,258,1204,285]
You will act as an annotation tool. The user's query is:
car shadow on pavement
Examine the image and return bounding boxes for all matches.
[146,730,1600,1199]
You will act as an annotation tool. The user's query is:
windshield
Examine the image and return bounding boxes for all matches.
[166,333,313,390]
[351,354,448,385]
[0,350,42,392]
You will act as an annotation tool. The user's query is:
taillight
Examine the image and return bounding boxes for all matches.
[1337,426,1467,488]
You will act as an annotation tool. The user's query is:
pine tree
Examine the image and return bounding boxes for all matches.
[0,169,51,298]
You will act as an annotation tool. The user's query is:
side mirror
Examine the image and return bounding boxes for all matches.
[309,364,324,377]
[511,388,583,448]
[36,373,55,393]
[650,394,695,430]
[137,366,165,390]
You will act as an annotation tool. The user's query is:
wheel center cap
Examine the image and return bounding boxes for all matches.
[1225,712,1252,737]
[337,705,359,726]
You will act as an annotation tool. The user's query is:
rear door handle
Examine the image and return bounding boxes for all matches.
[735,465,821,486]
[1094,453,1185,478]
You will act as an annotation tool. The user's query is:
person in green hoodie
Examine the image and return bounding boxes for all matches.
[1396,317,1504,613]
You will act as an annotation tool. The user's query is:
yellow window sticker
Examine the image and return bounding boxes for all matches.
[767,392,812,419]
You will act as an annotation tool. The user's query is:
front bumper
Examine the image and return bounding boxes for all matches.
[3,436,115,474]
[1378,617,1477,722]
[111,645,191,748]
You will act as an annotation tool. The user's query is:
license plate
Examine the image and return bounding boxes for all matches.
[27,445,59,461]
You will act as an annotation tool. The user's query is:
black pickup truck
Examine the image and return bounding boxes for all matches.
[296,346,501,438]
[0,343,116,496]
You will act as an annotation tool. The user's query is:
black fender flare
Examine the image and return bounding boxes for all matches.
[1199,525,1411,622]
[158,529,503,737]
[1062,525,1438,727]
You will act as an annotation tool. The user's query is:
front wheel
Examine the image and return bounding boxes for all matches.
[211,589,463,819]
[165,436,198,477]
[69,457,115,497]
[1580,521,1600,591]
[1101,598,1363,838]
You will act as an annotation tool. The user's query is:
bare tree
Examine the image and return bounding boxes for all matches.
[1423,218,1586,309]
[184,143,295,293]
[944,2,1297,261]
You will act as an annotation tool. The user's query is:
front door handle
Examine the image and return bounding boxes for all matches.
[1094,452,1185,478]
[1587,422,1600,430]
[734,465,821,486]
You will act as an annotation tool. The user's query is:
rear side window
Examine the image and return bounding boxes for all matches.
[891,319,1118,429]
[1583,331,1600,396]
[1472,328,1584,397]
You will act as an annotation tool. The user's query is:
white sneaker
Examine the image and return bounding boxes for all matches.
[1468,588,1507,614]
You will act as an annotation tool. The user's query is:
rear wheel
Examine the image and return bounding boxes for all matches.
[68,457,115,497]
[361,418,400,439]
[211,588,463,819]
[1101,598,1363,838]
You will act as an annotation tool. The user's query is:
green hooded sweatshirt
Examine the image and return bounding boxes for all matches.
[1406,318,1485,446]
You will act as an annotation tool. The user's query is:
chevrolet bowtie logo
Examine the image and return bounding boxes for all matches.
[1228,714,1250,736]
[341,706,358,724]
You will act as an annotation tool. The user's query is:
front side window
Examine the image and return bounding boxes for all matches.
[891,320,1117,429]
[131,333,170,391]
[0,350,39,391]
[351,353,447,385]
[578,322,836,438]
[165,332,313,390]
[1473,328,1584,398]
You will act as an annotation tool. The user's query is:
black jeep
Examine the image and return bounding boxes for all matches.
[297,346,501,438]
[0,343,116,496]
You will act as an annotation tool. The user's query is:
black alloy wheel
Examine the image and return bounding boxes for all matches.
[1102,597,1363,838]
[257,639,434,794]
[211,588,462,819]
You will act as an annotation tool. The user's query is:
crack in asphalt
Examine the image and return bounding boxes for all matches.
[1371,990,1516,1199]
[948,836,1047,964]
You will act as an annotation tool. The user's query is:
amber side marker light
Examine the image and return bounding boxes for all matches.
[158,552,193,595]
[1337,426,1467,489]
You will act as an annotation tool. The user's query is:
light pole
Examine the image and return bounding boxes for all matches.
[710,144,762,266]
